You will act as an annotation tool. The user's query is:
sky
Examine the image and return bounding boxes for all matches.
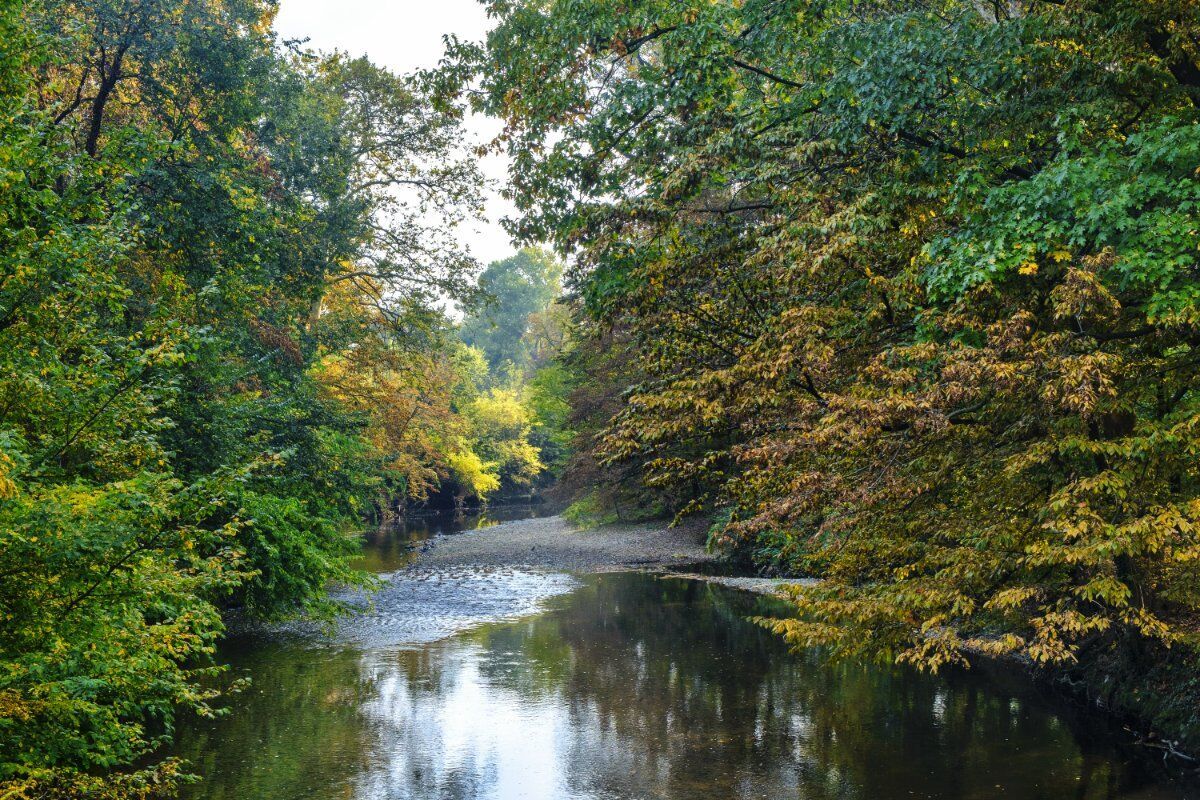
[273,0,516,267]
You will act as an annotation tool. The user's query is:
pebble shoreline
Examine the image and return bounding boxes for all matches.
[409,514,716,572]
[407,514,816,596]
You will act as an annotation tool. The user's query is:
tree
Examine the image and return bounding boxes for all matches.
[454,0,1200,710]
[459,247,562,372]
[1,1,482,794]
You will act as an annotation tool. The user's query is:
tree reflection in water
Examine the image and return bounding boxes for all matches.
[173,574,1187,800]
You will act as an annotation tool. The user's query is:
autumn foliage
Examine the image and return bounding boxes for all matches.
[455,0,1200,722]
[0,0,497,794]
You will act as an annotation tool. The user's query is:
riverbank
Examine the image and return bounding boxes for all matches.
[409,514,718,572]
[410,514,813,594]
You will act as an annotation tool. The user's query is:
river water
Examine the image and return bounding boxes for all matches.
[172,510,1193,799]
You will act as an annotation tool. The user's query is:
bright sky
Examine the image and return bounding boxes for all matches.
[273,0,515,267]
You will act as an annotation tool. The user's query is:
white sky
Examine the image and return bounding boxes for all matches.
[273,0,516,268]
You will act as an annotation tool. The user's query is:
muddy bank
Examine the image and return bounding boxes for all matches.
[661,572,815,594]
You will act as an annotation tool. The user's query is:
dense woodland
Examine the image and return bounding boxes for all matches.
[450,0,1200,749]
[0,1,568,796]
[3,0,1200,795]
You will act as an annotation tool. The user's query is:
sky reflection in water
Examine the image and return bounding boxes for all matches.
[173,523,1190,800]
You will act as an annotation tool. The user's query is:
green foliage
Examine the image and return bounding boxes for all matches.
[0,473,239,789]
[524,362,575,475]
[441,248,576,503]
[462,387,544,492]
[446,447,502,499]
[227,489,367,621]
[459,247,563,372]
[1,0,481,794]
[926,117,1200,320]
[457,0,1200,706]
[562,491,619,529]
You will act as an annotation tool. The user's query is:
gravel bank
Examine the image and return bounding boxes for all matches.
[662,573,816,595]
[409,514,717,573]
[406,514,819,599]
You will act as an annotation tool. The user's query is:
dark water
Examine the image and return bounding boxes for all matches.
[172,516,1193,800]
[355,506,547,573]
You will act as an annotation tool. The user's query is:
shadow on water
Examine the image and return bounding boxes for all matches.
[173,562,1195,800]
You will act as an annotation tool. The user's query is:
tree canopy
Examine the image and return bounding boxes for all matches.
[0,0,489,794]
[452,0,1200,697]
[445,247,573,504]
[459,247,563,372]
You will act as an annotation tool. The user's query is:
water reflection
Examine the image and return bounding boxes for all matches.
[355,506,546,573]
[173,574,1187,800]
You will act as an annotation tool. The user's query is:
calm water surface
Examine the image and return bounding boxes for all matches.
[172,512,1193,799]
[354,507,548,573]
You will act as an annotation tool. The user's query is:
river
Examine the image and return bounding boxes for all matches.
[171,510,1194,799]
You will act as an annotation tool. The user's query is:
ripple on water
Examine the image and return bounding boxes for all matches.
[270,566,579,649]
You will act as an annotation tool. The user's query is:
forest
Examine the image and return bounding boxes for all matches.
[449,0,1200,756]
[3,0,1200,796]
[0,2,568,795]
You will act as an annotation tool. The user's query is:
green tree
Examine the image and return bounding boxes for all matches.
[454,0,1200,735]
[459,247,562,372]
[0,0,482,794]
